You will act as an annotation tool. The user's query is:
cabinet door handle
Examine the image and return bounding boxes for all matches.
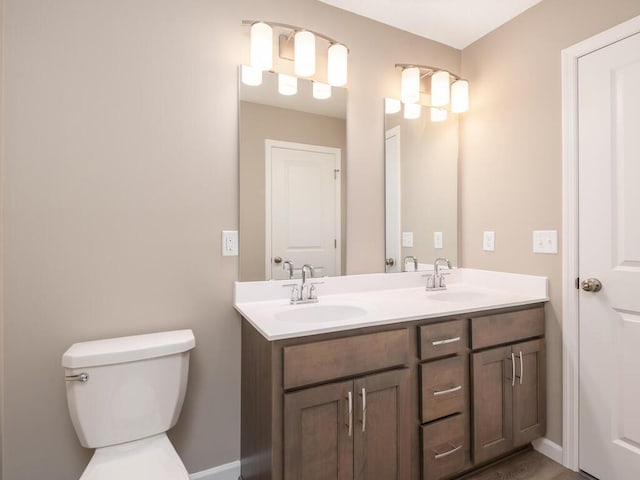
[510,352,516,387]
[432,336,461,346]
[361,387,367,433]
[347,391,353,437]
[434,443,463,460]
[519,351,524,385]
[433,385,462,396]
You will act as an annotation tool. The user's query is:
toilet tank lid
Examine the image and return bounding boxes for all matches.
[62,329,195,369]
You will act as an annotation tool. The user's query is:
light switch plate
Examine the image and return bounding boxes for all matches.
[434,231,443,249]
[483,231,495,251]
[222,230,238,256]
[533,230,558,254]
[402,232,414,248]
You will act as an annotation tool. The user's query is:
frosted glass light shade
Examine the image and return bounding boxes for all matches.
[385,98,401,114]
[294,31,316,77]
[241,65,262,86]
[404,102,421,120]
[431,107,447,122]
[313,82,331,100]
[278,74,297,96]
[451,79,469,113]
[250,22,273,71]
[401,67,420,105]
[328,43,348,86]
[431,70,450,107]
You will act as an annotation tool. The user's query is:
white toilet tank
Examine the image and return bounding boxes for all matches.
[62,330,195,449]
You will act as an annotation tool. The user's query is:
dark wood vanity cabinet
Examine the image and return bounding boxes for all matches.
[241,303,546,480]
[284,369,410,480]
[471,308,546,465]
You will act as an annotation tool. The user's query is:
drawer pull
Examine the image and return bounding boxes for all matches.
[519,351,524,385]
[361,387,367,433]
[347,391,353,437]
[432,336,461,346]
[434,443,463,460]
[433,385,462,396]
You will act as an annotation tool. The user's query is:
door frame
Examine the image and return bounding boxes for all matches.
[385,126,401,273]
[264,139,342,280]
[561,14,640,472]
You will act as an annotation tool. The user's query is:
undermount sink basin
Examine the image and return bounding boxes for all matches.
[274,304,368,323]
[425,290,492,303]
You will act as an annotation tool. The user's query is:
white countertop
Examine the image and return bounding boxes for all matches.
[234,268,548,341]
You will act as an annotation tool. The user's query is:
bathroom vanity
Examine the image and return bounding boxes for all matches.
[236,269,548,480]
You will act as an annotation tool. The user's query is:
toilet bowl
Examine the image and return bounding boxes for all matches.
[62,329,195,480]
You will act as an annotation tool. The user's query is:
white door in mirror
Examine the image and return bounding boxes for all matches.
[267,140,341,280]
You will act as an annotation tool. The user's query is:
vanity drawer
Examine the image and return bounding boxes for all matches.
[471,307,544,350]
[421,414,470,480]
[420,355,467,423]
[419,319,468,360]
[283,329,409,390]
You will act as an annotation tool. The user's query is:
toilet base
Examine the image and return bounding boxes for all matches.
[80,433,189,480]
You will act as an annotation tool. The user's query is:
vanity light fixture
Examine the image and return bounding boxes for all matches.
[243,20,349,89]
[312,81,332,100]
[241,65,263,86]
[404,102,421,120]
[385,98,402,114]
[431,70,450,107]
[451,79,469,113]
[401,67,420,105]
[294,31,316,77]
[395,64,470,119]
[250,22,273,71]
[327,43,348,87]
[278,73,297,96]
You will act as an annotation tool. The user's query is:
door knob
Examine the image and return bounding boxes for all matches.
[581,278,602,292]
[385,258,395,267]
[273,256,282,264]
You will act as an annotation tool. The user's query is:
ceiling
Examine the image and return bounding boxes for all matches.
[318,0,544,49]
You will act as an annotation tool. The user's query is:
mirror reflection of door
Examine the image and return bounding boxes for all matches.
[266,140,341,280]
[385,126,402,273]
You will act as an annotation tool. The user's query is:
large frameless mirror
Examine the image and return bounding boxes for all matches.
[384,99,459,272]
[239,69,347,281]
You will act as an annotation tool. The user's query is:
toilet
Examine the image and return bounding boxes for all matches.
[62,329,196,479]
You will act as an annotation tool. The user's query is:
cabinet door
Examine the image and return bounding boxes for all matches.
[472,346,513,464]
[353,369,410,480]
[284,380,354,480]
[512,339,546,446]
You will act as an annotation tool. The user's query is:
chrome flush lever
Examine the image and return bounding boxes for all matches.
[65,373,89,383]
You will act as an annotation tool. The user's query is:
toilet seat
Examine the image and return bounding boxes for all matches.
[79,433,189,480]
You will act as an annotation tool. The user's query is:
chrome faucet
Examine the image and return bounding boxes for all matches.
[282,260,294,279]
[425,257,452,291]
[404,256,418,272]
[283,264,323,304]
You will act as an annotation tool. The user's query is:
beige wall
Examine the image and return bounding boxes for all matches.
[460,0,640,445]
[0,0,459,478]
[239,101,347,281]
[387,112,458,267]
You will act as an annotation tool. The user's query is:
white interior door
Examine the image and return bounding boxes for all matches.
[385,126,401,273]
[578,31,640,480]
[266,140,341,280]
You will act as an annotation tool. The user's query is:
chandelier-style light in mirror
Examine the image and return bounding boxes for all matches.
[394,64,470,122]
[242,20,349,97]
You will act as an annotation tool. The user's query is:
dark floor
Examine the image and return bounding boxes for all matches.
[462,450,587,480]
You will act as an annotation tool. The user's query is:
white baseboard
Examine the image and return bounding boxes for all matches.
[532,437,563,465]
[190,460,240,480]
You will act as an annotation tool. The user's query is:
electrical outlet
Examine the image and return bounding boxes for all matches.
[222,230,238,256]
[434,231,443,249]
[483,231,495,251]
[533,230,558,254]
